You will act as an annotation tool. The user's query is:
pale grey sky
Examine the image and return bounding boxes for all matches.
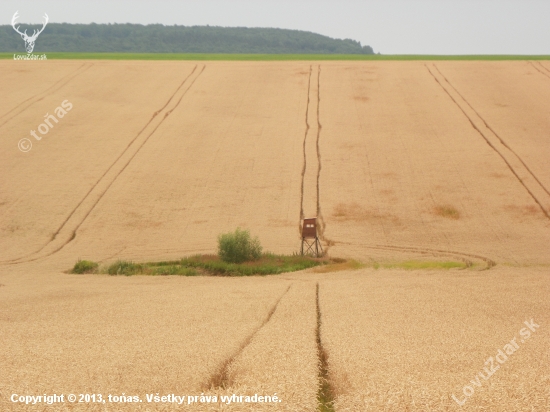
[2,0,549,54]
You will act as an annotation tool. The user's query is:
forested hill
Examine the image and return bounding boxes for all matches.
[0,23,374,54]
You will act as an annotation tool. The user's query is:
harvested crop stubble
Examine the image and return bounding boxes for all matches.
[0,270,291,411]
[319,266,550,411]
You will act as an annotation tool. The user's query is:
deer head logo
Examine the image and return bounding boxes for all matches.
[11,11,49,54]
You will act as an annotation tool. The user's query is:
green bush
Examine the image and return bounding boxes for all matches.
[217,228,262,264]
[72,259,98,274]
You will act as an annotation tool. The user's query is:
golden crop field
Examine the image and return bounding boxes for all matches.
[1,60,549,411]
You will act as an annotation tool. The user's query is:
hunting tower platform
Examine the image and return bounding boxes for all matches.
[301,217,323,257]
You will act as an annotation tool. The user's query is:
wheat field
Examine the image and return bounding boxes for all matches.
[1,59,549,411]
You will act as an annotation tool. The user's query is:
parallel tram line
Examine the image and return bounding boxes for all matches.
[1,65,206,265]
[425,64,550,220]
[0,63,93,128]
[205,284,292,390]
[433,64,550,198]
[529,61,550,80]
[51,65,200,243]
[333,240,496,270]
[315,66,327,241]
[299,64,331,250]
[536,61,550,74]
[300,65,313,228]
[69,66,207,238]
[316,282,336,412]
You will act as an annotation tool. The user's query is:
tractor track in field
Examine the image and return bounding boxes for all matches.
[315,66,328,243]
[316,282,336,412]
[299,64,331,253]
[50,65,200,240]
[529,61,550,80]
[300,65,313,227]
[0,65,205,265]
[433,64,550,199]
[536,61,550,74]
[370,244,496,270]
[334,240,496,270]
[0,63,93,128]
[205,281,338,412]
[426,64,550,221]
[66,66,206,237]
[205,284,292,390]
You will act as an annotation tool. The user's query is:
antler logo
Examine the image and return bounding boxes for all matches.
[11,11,49,54]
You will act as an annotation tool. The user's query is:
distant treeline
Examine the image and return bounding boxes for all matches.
[0,23,374,54]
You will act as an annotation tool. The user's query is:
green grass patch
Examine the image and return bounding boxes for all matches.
[102,260,200,276]
[150,253,324,276]
[71,259,99,274]
[3,52,550,61]
[107,260,146,276]
[373,260,467,270]
[150,265,199,276]
[70,256,467,275]
[70,253,327,277]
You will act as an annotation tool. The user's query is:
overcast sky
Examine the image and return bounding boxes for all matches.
[2,0,549,55]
